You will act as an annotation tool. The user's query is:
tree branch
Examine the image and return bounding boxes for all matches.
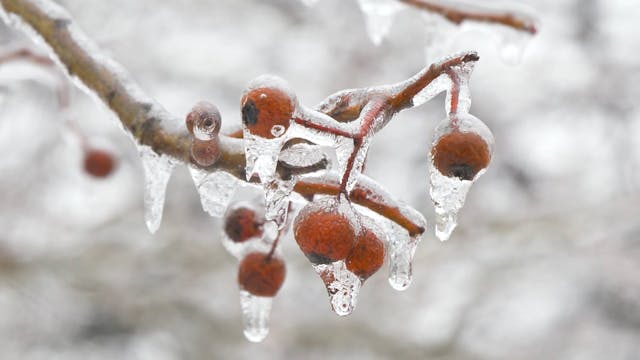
[399,0,537,34]
[0,0,428,236]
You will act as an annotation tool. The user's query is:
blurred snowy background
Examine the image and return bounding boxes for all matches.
[0,0,639,359]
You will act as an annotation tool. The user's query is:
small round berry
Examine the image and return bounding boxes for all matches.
[238,252,286,297]
[224,205,264,243]
[431,129,491,181]
[190,138,220,167]
[241,75,296,139]
[185,101,221,140]
[84,149,115,178]
[293,197,358,264]
[346,228,385,280]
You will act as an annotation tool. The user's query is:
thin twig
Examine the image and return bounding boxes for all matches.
[399,0,537,34]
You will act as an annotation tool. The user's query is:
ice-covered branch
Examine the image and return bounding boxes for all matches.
[0,0,427,237]
[399,0,537,34]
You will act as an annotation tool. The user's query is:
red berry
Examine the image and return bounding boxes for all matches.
[241,76,296,139]
[224,205,264,243]
[346,228,385,280]
[84,149,115,178]
[186,101,221,140]
[293,198,357,264]
[190,138,220,167]
[238,252,286,297]
[431,130,491,181]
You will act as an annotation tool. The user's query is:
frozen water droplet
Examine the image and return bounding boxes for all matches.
[189,167,239,218]
[356,0,403,45]
[386,223,422,291]
[239,290,272,343]
[270,125,286,138]
[496,26,533,66]
[279,142,328,168]
[139,146,176,234]
[314,261,362,316]
[429,169,473,241]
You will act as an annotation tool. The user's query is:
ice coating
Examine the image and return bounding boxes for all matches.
[404,71,450,109]
[139,146,176,234]
[243,130,286,183]
[278,142,328,168]
[239,290,273,343]
[429,114,494,241]
[445,61,475,115]
[188,167,238,218]
[380,219,423,290]
[263,178,296,227]
[356,0,404,45]
[220,202,274,259]
[314,261,362,316]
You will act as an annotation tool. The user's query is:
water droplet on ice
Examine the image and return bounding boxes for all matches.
[239,290,272,343]
[270,125,286,138]
[139,146,176,234]
[314,261,362,316]
[189,167,239,218]
[356,0,403,45]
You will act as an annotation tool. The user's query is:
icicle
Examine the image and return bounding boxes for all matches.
[429,169,473,241]
[356,0,404,45]
[189,167,238,218]
[314,261,362,316]
[493,25,534,66]
[263,178,295,227]
[243,130,286,184]
[139,146,176,234]
[384,221,422,291]
[239,290,273,343]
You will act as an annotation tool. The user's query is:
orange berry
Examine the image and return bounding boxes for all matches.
[224,206,264,243]
[84,149,115,178]
[293,198,357,264]
[238,252,286,297]
[346,228,385,280]
[431,130,491,181]
[241,76,295,139]
[190,138,220,167]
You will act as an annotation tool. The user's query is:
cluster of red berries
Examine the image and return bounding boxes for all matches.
[223,203,285,298]
[185,101,222,167]
[293,197,385,282]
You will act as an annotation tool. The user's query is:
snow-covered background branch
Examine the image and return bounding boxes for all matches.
[0,0,638,359]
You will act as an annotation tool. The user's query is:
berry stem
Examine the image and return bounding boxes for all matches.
[446,68,460,128]
[398,0,537,34]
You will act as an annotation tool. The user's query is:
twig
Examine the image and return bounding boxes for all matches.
[399,0,537,34]
[0,0,428,236]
